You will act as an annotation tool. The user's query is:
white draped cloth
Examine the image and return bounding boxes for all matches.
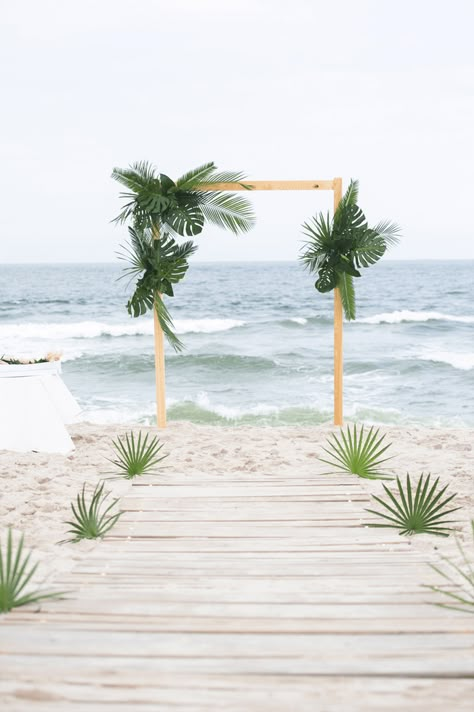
[0,361,81,454]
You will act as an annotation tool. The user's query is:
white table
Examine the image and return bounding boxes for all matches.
[0,361,81,454]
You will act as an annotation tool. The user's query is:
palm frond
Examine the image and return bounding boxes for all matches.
[366,473,461,536]
[155,293,184,352]
[425,521,474,613]
[61,482,123,543]
[337,273,356,320]
[372,219,402,247]
[200,168,252,187]
[200,192,256,234]
[320,424,394,479]
[299,213,333,271]
[339,178,359,208]
[175,162,217,190]
[116,226,153,278]
[108,431,168,478]
[0,529,64,612]
[111,161,157,193]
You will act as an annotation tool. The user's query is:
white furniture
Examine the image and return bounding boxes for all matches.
[0,361,81,454]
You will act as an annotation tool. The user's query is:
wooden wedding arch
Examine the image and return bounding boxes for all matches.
[153,177,344,428]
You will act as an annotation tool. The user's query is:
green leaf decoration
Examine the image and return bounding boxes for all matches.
[117,227,197,351]
[61,482,123,543]
[366,473,461,537]
[337,273,356,321]
[108,431,168,478]
[425,521,474,613]
[315,265,338,293]
[113,161,255,350]
[299,178,401,320]
[320,423,394,479]
[112,161,255,237]
[0,529,64,613]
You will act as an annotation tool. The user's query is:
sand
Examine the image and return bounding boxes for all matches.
[1,422,473,579]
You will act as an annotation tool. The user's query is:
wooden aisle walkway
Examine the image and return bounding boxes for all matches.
[1,471,474,710]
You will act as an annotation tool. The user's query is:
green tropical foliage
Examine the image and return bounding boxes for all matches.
[0,529,63,613]
[426,521,474,613]
[299,179,400,319]
[118,227,197,351]
[62,482,123,543]
[112,161,255,350]
[366,473,461,536]
[112,161,255,236]
[320,424,394,479]
[108,431,168,478]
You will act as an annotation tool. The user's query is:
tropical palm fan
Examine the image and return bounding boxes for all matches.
[366,473,461,536]
[320,424,394,480]
[299,180,400,319]
[112,161,255,349]
[425,521,474,613]
[0,529,64,612]
[61,482,123,543]
[108,431,168,478]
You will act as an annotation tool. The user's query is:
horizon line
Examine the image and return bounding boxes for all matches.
[2,257,474,266]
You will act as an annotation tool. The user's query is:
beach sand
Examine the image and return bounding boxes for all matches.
[1,422,473,579]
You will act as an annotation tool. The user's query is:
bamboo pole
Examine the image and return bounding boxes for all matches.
[152,226,167,428]
[333,178,343,426]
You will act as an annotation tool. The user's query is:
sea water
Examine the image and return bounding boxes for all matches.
[1,261,473,427]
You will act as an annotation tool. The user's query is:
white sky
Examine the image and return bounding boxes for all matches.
[1,0,473,262]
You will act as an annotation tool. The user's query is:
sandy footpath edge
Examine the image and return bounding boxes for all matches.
[1,422,473,582]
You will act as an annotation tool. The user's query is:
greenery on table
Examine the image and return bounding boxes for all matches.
[112,161,255,350]
[108,431,168,478]
[1,356,48,365]
[426,521,474,613]
[320,424,394,479]
[62,482,123,543]
[366,473,461,536]
[299,179,400,320]
[0,529,63,613]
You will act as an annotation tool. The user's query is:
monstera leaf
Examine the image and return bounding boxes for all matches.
[112,161,255,237]
[113,161,255,350]
[300,179,400,320]
[118,227,198,351]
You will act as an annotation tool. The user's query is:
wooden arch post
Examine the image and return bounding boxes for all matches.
[154,178,344,428]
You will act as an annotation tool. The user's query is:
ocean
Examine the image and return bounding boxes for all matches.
[1,261,473,427]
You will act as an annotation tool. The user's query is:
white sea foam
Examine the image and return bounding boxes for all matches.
[175,318,244,334]
[289,317,308,325]
[357,310,474,325]
[0,318,244,340]
[417,351,474,370]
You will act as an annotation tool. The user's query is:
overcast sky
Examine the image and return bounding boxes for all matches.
[1,0,473,263]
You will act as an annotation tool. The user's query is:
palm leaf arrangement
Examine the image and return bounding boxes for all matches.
[112,161,255,351]
[62,482,123,543]
[0,529,63,613]
[320,424,394,479]
[425,521,474,613]
[108,431,168,478]
[299,179,401,320]
[366,473,461,536]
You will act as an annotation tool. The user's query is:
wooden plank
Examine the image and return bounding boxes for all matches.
[333,176,344,425]
[7,614,474,634]
[196,180,335,192]
[2,467,472,709]
[2,677,474,712]
[153,304,166,428]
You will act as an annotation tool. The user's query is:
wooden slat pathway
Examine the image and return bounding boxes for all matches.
[1,471,474,710]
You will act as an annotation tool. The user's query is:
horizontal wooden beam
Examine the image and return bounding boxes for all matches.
[196,180,336,192]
